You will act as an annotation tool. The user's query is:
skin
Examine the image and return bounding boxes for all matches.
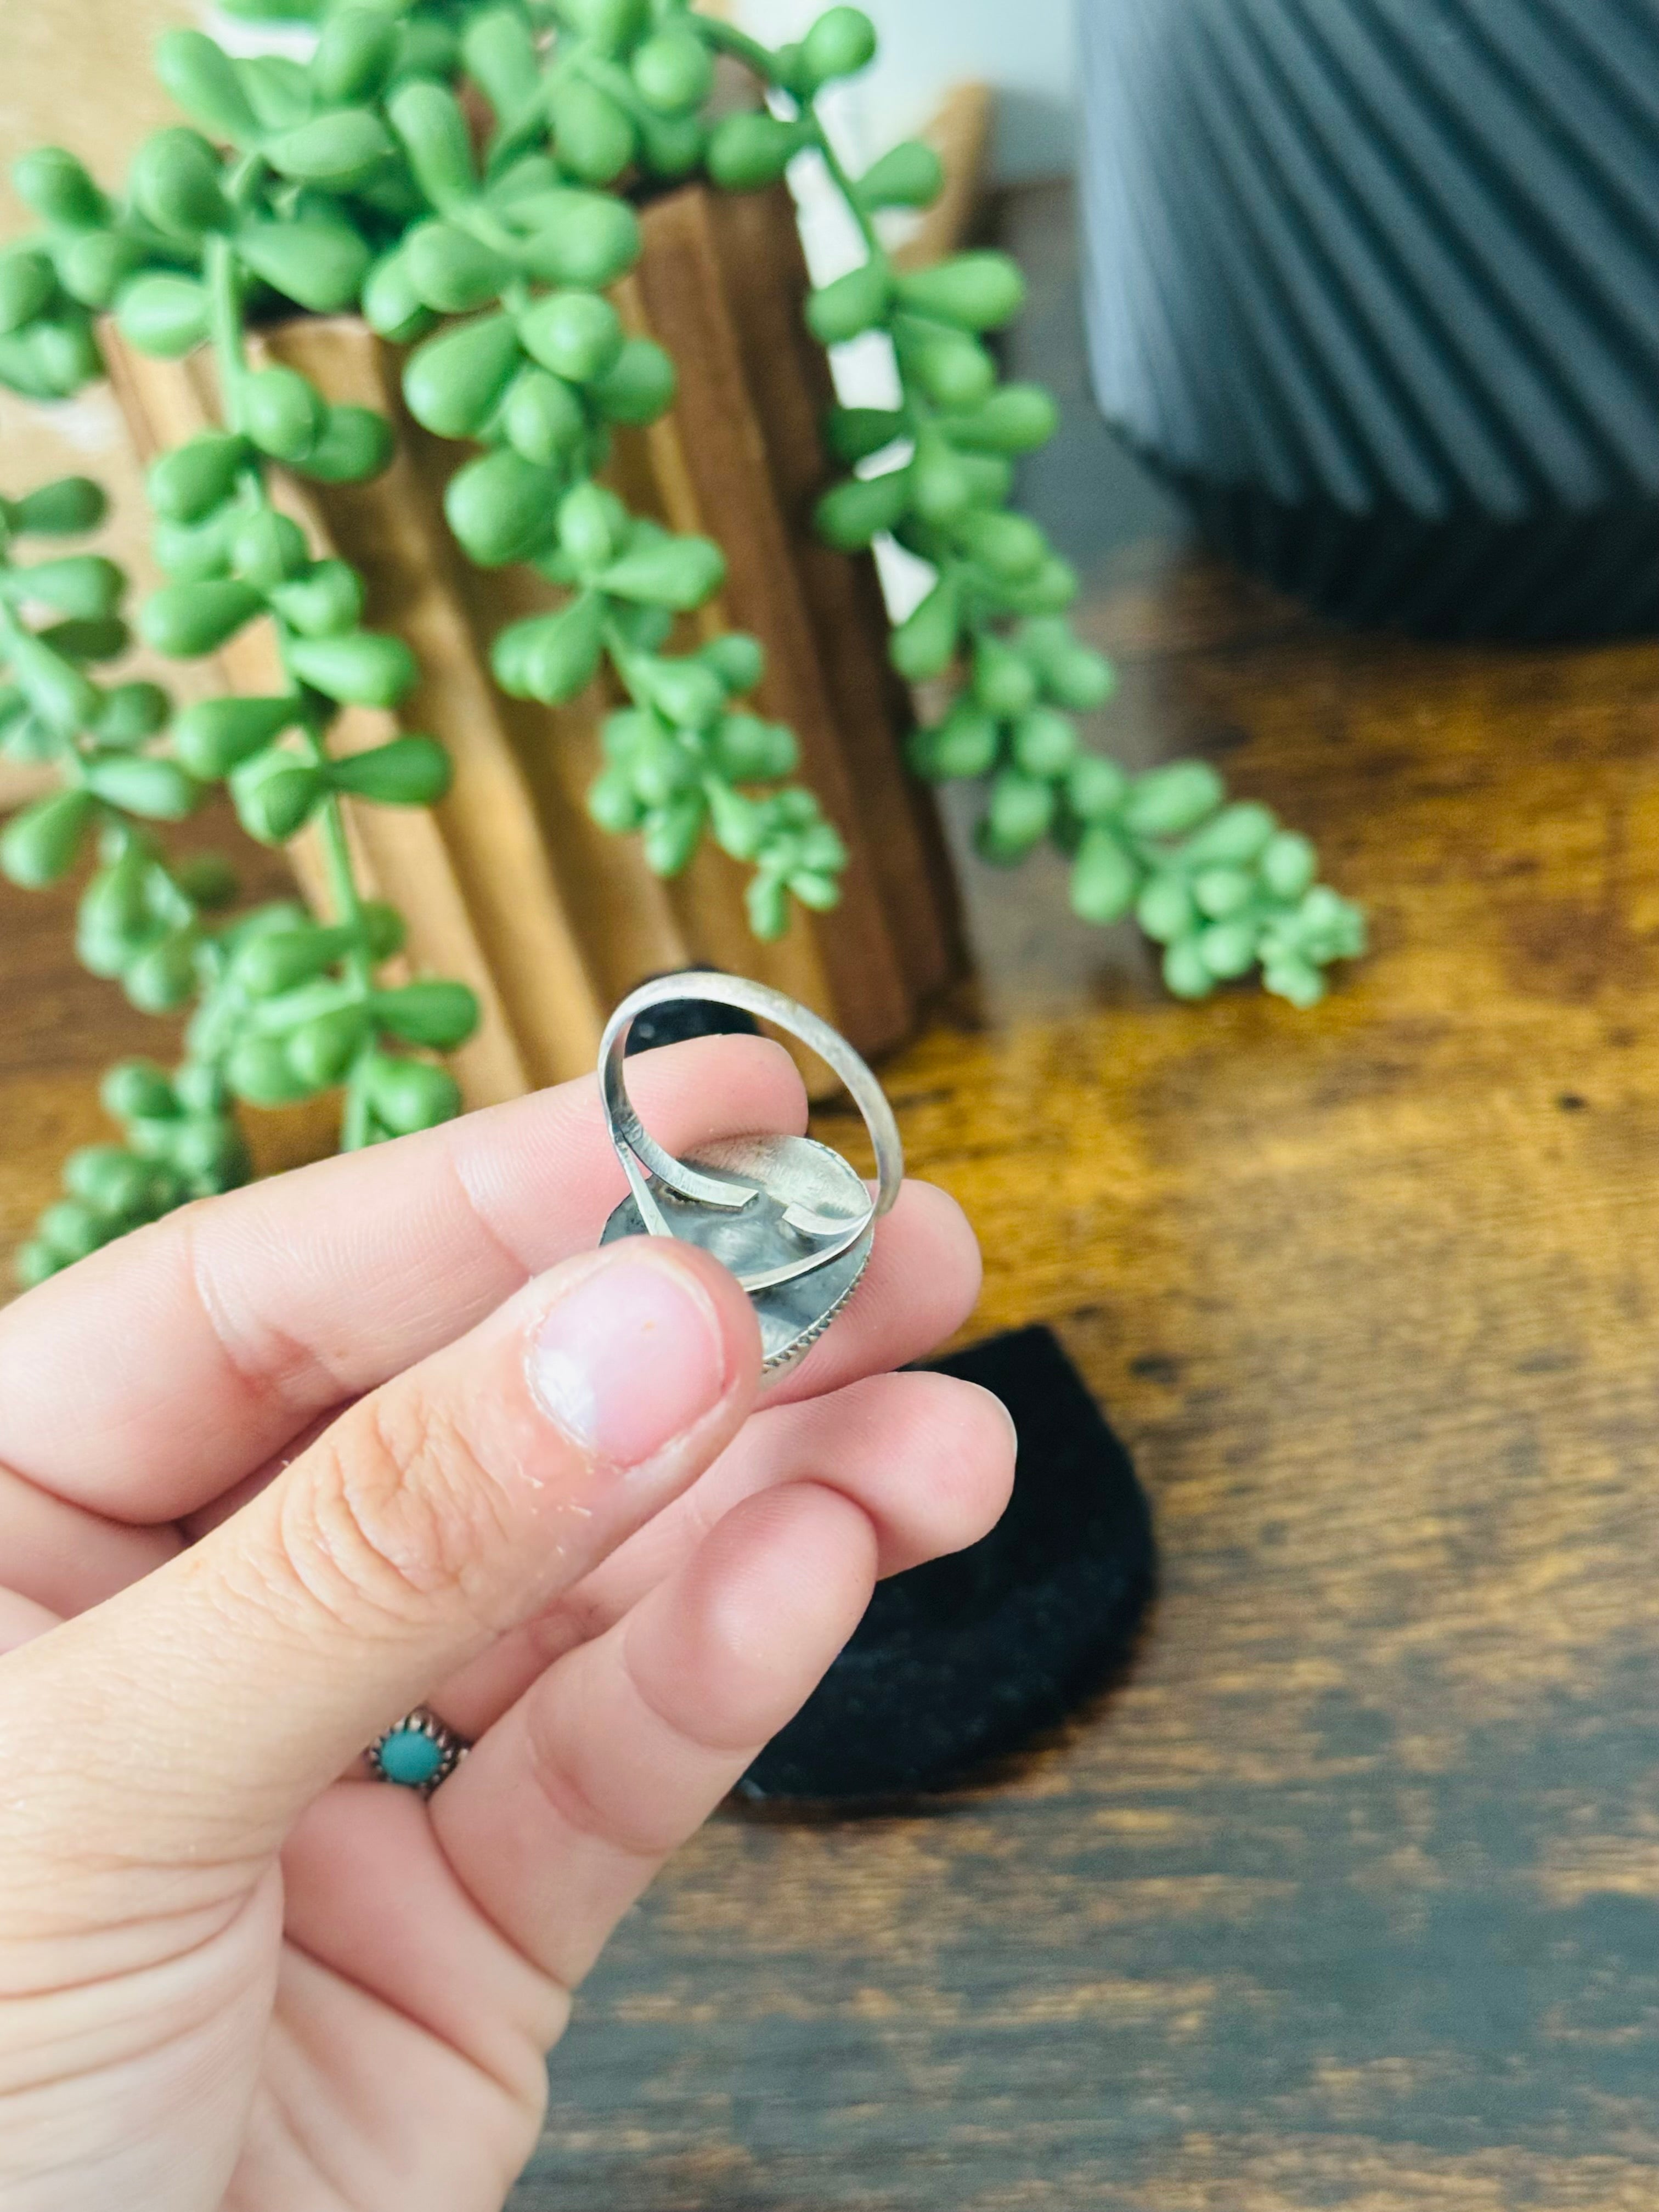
[0,1034,1013,2212]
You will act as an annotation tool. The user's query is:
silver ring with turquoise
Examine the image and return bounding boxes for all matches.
[366,1705,471,1795]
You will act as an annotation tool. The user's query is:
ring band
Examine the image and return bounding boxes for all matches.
[366,1705,471,1794]
[596,972,905,1375]
[598,971,905,1294]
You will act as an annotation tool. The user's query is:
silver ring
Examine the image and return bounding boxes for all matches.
[365,1705,471,1795]
[599,972,902,1294]
[596,973,905,1375]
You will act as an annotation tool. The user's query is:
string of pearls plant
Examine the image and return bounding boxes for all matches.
[0,472,477,1285]
[1,0,1364,1286]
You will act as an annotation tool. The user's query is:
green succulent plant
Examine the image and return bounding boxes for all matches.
[1,0,1364,1285]
[0,475,476,1285]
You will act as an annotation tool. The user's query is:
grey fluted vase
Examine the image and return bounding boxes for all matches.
[1078,0,1659,640]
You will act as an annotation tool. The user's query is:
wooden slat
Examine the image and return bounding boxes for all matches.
[630,185,922,1058]
[892,81,993,272]
[103,324,555,1104]
[704,182,966,1003]
[260,319,610,1094]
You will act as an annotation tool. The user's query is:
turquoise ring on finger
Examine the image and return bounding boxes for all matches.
[366,1705,471,1795]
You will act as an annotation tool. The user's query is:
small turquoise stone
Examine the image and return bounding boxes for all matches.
[378,1726,445,1787]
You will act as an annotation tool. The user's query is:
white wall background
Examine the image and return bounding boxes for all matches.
[733,0,1077,180]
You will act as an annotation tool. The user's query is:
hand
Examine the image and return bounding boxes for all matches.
[0,1035,1012,2212]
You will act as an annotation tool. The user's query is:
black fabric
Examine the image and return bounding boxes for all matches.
[740,1325,1156,1804]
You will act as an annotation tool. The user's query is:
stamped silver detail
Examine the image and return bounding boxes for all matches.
[364,1703,471,1795]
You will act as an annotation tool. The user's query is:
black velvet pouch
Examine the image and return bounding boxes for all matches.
[740,1325,1155,1803]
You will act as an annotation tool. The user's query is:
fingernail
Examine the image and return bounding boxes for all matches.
[527,1249,732,1468]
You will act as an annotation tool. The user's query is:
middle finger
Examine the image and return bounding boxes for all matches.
[420,1364,1015,1741]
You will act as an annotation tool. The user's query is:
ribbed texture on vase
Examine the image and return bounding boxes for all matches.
[1079,0,1659,639]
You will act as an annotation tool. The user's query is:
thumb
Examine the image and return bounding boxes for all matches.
[0,1238,759,1870]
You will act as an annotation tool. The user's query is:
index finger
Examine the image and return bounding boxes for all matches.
[0,1035,805,1521]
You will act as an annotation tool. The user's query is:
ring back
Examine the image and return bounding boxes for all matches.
[596,974,904,1375]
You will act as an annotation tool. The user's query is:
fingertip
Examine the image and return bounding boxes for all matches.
[776,1176,984,1402]
[781,1367,1015,1577]
[894,1177,984,1324]
[867,1181,985,1350]
[946,1377,1018,1546]
[632,1482,879,1752]
[651,1236,769,1409]
[520,1235,763,1474]
[888,1369,1018,1556]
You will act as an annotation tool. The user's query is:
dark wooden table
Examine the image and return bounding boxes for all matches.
[6,187,1659,2209]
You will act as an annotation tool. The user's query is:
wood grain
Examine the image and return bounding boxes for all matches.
[5,184,1659,2212]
